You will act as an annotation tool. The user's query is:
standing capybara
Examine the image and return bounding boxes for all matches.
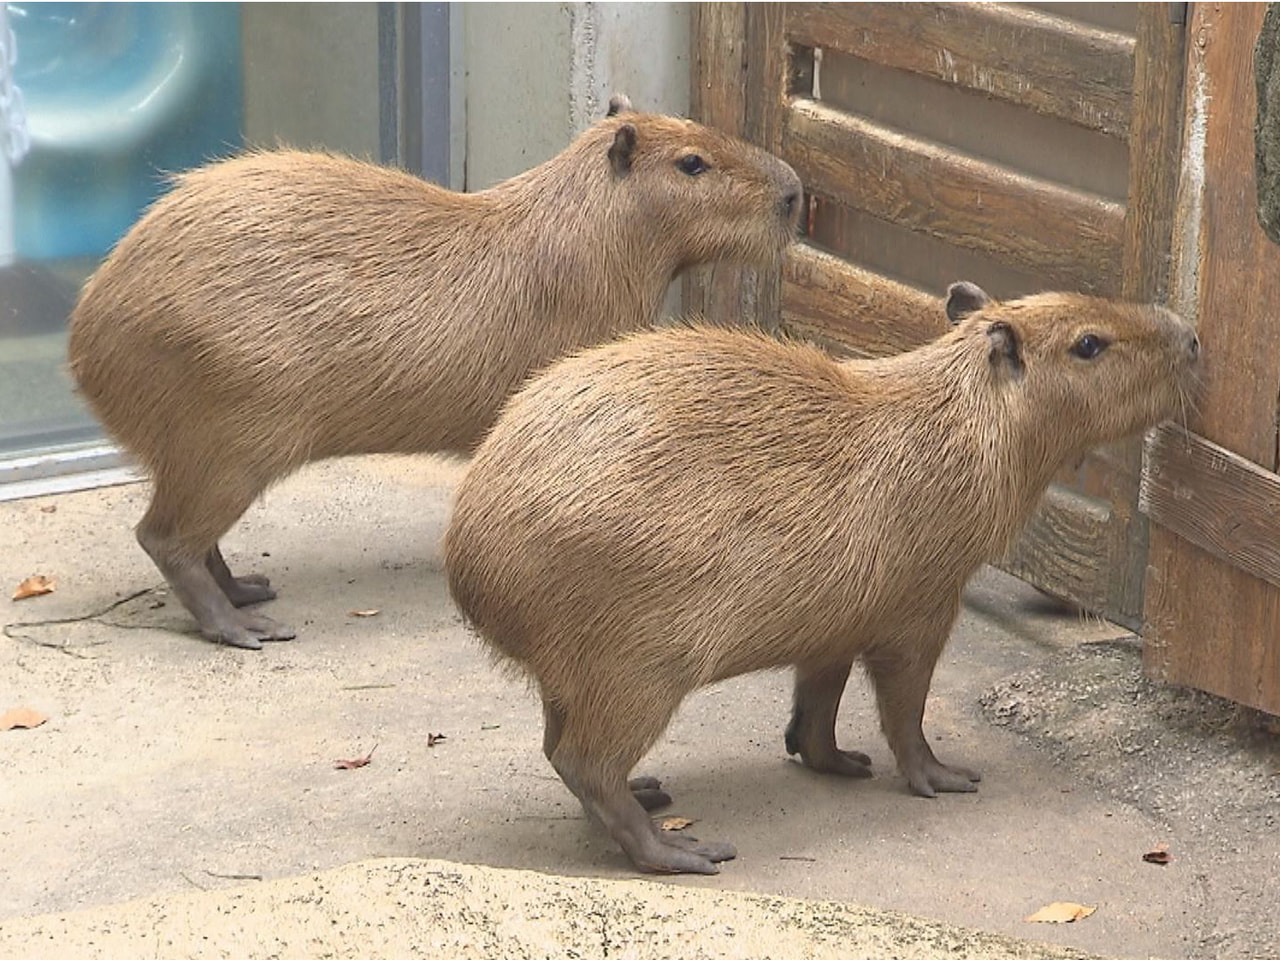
[444,283,1200,874]
[68,95,802,649]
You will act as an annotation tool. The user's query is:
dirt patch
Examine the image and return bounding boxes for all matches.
[980,638,1280,960]
[980,638,1279,822]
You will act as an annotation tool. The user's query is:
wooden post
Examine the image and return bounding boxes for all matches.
[1143,2,1280,716]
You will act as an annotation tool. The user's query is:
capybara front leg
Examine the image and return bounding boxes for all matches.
[206,546,276,607]
[866,651,980,798]
[784,659,872,777]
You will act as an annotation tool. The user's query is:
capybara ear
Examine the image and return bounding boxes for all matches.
[606,94,634,117]
[945,281,992,325]
[609,124,638,176]
[986,320,1024,379]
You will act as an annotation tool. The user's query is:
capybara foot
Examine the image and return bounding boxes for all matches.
[800,747,874,778]
[659,831,737,864]
[904,757,981,798]
[223,575,277,607]
[206,549,276,607]
[201,610,296,651]
[634,840,725,875]
[629,775,672,811]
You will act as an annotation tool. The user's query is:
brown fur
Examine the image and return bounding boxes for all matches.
[443,289,1201,875]
[67,103,801,649]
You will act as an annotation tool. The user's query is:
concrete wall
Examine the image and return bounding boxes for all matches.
[460,3,690,190]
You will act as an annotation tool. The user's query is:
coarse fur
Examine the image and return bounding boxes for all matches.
[443,287,1201,875]
[68,98,801,649]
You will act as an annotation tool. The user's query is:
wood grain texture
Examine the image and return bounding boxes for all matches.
[1142,426,1280,590]
[742,2,790,332]
[1003,485,1114,616]
[783,98,1126,294]
[1100,5,1190,626]
[785,1,1135,139]
[780,244,942,358]
[1143,2,1280,716]
[686,3,751,327]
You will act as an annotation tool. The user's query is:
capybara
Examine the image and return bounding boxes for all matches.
[444,283,1200,874]
[68,95,802,649]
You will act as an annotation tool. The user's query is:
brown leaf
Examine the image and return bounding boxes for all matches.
[657,816,696,832]
[12,575,55,601]
[1142,844,1174,865]
[1,706,49,731]
[427,733,447,747]
[333,744,377,770]
[349,609,380,618]
[39,505,56,514]
[1025,902,1096,924]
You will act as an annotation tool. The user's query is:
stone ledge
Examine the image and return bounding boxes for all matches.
[0,858,1125,960]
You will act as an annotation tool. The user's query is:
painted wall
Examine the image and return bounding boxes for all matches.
[460,3,690,190]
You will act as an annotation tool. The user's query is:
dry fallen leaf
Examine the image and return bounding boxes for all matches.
[349,609,380,618]
[1025,902,1096,924]
[657,816,696,832]
[39,505,56,514]
[427,733,447,747]
[1,706,49,731]
[333,744,377,770]
[1142,844,1174,865]
[12,575,55,601]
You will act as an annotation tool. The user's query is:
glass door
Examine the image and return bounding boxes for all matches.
[0,1,447,494]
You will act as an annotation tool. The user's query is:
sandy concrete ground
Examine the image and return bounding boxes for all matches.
[0,858,1108,960]
[2,457,1277,959]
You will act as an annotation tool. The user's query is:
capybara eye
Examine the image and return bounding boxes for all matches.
[677,154,709,176]
[1070,333,1108,360]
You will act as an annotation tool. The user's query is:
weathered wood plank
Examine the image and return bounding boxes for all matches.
[741,2,790,333]
[686,3,751,327]
[785,2,1134,139]
[1100,5,1190,625]
[1002,484,1114,617]
[779,245,942,358]
[1143,3,1280,717]
[783,98,1126,294]
[1142,426,1280,591]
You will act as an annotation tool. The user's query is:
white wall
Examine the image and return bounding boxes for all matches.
[460,2,690,190]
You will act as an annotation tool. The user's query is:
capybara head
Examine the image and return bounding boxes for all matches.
[586,95,802,269]
[945,282,1200,456]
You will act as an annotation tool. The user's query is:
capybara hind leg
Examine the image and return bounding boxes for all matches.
[545,697,723,875]
[784,659,873,777]
[544,702,671,811]
[866,650,980,798]
[137,543,268,650]
[136,475,293,649]
[550,745,721,875]
[206,546,276,607]
[629,777,672,812]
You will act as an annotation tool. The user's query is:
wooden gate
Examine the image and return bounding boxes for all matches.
[1140,3,1280,716]
[689,3,1186,630]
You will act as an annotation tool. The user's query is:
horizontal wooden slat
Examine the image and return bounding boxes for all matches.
[1141,425,1280,591]
[1001,483,1115,618]
[784,98,1126,295]
[780,245,943,358]
[786,2,1134,139]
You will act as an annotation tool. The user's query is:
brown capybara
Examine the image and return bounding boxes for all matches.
[68,95,802,650]
[443,283,1201,874]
